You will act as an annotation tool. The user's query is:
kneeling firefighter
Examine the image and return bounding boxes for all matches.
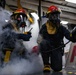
[0,0,33,64]
[38,5,76,72]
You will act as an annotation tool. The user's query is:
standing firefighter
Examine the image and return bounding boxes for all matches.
[38,5,76,72]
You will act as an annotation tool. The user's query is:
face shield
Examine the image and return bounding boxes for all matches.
[11,13,28,32]
[48,12,60,25]
[16,14,27,27]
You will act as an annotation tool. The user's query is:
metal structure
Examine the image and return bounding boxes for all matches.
[5,0,76,25]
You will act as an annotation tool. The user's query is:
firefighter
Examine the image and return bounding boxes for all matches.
[9,0,34,41]
[38,5,76,72]
[10,8,32,41]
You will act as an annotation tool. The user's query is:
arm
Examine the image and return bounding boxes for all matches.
[37,25,45,44]
[17,32,32,41]
[62,26,76,42]
[70,27,76,42]
[37,34,43,44]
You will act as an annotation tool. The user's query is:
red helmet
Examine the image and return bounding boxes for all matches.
[47,5,61,14]
[11,8,27,20]
[14,8,26,14]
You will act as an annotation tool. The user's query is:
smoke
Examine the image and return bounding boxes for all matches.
[0,8,43,75]
[23,12,40,51]
[0,8,12,33]
[0,54,43,75]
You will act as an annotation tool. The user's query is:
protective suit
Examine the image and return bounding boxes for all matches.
[38,5,76,72]
[0,0,32,66]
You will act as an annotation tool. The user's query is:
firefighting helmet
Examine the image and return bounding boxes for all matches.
[11,9,34,24]
[46,5,61,17]
[11,8,27,18]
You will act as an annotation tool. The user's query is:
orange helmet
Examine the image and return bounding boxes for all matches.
[15,9,25,14]
[47,5,61,14]
[14,8,26,14]
[11,8,27,17]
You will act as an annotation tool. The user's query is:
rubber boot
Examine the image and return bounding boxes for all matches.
[43,65,51,73]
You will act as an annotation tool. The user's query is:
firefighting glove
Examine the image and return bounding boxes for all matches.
[17,32,32,41]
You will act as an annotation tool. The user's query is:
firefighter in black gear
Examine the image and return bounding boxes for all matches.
[38,5,76,72]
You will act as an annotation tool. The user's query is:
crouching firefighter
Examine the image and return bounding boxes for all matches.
[0,0,33,64]
[37,5,76,72]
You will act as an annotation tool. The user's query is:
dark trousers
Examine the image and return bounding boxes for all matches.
[39,40,63,71]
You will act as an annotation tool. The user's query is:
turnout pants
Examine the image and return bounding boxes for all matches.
[39,40,63,71]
